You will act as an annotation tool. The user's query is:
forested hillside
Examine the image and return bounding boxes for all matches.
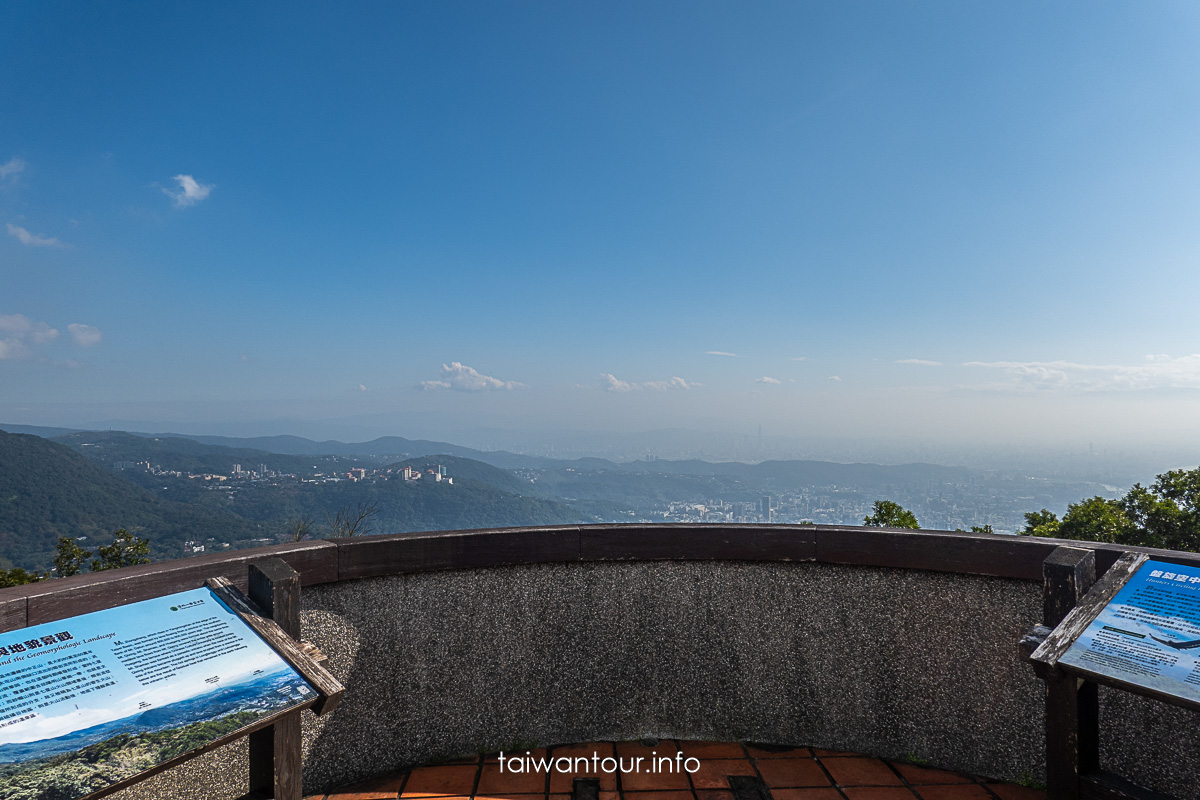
[0,431,263,569]
[0,431,590,571]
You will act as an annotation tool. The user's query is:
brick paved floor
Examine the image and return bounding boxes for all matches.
[304,740,1047,800]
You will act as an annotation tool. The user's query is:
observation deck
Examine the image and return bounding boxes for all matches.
[2,524,1199,800]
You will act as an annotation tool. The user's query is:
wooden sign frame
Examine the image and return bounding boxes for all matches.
[0,558,342,800]
[1029,552,1200,714]
[1021,547,1200,800]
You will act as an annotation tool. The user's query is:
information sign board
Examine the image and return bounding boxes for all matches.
[1059,558,1200,704]
[0,587,314,799]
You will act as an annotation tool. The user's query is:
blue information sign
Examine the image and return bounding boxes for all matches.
[0,587,313,798]
[1060,559,1200,703]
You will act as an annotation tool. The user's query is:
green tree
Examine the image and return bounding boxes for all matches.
[1121,470,1200,552]
[0,568,41,587]
[1021,467,1200,553]
[863,500,919,529]
[91,529,151,571]
[1059,497,1134,544]
[1022,509,1061,538]
[54,536,93,577]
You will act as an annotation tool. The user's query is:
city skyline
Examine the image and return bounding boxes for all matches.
[4,2,1200,458]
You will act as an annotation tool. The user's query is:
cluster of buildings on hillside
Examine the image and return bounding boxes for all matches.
[113,459,453,486]
[659,496,782,524]
[653,491,1009,532]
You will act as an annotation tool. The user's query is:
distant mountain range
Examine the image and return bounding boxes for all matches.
[0,427,588,571]
[0,424,558,469]
[0,423,1114,572]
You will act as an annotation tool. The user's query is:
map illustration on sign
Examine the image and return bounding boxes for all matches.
[1060,559,1200,704]
[0,587,314,800]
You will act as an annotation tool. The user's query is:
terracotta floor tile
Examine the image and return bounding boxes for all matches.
[619,762,693,792]
[822,758,902,787]
[342,774,408,792]
[402,765,478,797]
[326,789,400,800]
[889,764,970,786]
[770,789,845,800]
[624,793,695,800]
[987,786,1047,800]
[477,762,549,794]
[551,742,616,759]
[747,744,813,759]
[841,788,919,800]
[678,741,747,759]
[547,761,619,793]
[913,785,993,800]
[323,740,1014,800]
[755,759,831,788]
[689,757,759,790]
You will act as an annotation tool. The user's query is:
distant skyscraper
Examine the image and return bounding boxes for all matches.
[760,495,772,522]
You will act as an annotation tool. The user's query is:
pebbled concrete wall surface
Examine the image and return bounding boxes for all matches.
[114,560,1200,800]
[298,561,1045,793]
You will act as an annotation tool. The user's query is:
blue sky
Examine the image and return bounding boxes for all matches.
[3,2,1200,455]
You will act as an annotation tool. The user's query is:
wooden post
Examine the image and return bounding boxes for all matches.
[247,558,303,800]
[1043,546,1098,800]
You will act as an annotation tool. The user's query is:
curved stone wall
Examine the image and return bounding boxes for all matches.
[297,561,1046,790]
[1,525,1197,799]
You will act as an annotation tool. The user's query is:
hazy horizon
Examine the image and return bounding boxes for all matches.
[5,2,1200,464]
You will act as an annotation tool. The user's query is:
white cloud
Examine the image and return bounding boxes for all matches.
[164,174,214,208]
[355,384,368,392]
[897,358,942,366]
[789,356,808,362]
[0,339,29,360]
[706,350,737,357]
[644,376,694,391]
[0,313,59,360]
[420,362,527,392]
[601,373,634,392]
[601,373,694,392]
[829,375,842,382]
[7,222,65,248]
[67,323,102,347]
[0,158,25,181]
[964,355,1200,392]
[756,376,782,385]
